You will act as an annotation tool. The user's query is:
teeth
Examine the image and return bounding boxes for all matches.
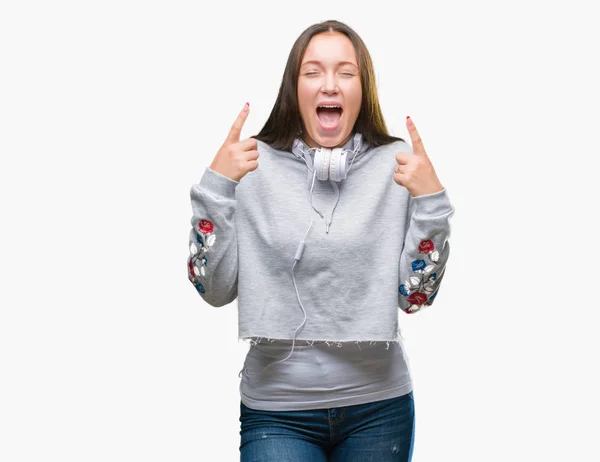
[318,105,342,109]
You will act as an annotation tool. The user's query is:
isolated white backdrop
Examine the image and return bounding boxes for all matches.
[1,0,599,461]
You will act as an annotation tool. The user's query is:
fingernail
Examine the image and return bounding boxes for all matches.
[243,102,249,112]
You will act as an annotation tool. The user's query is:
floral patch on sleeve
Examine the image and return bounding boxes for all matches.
[398,239,441,313]
[187,219,216,295]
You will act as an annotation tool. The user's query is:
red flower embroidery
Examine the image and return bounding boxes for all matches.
[188,258,196,282]
[199,219,214,234]
[407,292,428,306]
[419,240,434,253]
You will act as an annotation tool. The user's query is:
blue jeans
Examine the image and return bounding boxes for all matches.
[239,391,415,461]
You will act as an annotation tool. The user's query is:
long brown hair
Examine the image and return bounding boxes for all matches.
[253,20,405,151]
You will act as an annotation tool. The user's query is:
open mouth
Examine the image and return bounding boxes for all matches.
[316,105,343,129]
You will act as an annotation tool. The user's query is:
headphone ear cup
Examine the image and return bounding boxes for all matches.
[339,150,348,180]
[330,148,345,182]
[323,148,332,181]
[329,148,338,182]
[316,148,331,181]
[314,147,324,180]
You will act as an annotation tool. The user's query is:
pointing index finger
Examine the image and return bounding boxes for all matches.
[226,102,250,144]
[406,116,426,155]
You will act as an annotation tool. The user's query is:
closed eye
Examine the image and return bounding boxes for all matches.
[304,72,355,76]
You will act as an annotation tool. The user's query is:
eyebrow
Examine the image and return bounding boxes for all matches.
[300,60,358,68]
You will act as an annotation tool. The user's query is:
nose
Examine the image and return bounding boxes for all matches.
[321,71,339,94]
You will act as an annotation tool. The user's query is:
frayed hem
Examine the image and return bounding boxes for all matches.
[236,333,405,379]
[238,334,405,350]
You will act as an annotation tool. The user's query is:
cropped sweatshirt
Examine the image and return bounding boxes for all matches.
[187,133,455,354]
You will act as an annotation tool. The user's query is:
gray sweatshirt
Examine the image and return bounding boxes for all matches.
[187,133,455,351]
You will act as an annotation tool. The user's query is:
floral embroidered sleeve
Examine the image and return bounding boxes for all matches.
[188,167,240,307]
[398,188,455,314]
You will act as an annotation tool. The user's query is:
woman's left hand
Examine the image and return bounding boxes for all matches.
[393,117,444,197]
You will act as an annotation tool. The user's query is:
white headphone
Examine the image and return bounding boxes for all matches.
[292,132,363,183]
[313,146,348,182]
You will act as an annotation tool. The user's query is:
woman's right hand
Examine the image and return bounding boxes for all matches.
[209,102,259,182]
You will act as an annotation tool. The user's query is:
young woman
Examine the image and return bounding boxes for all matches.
[187,19,455,462]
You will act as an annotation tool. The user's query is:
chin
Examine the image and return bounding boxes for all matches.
[309,128,350,148]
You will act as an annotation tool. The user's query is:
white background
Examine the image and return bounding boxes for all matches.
[1,0,599,460]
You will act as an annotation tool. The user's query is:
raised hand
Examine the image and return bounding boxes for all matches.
[209,102,259,182]
[393,116,444,197]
